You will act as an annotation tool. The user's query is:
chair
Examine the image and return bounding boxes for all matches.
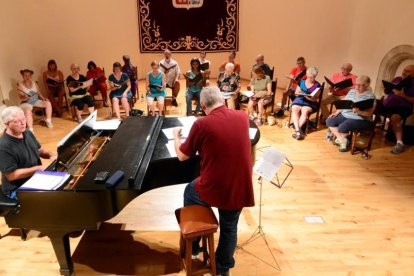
[111,97,134,117]
[67,88,92,121]
[374,98,408,133]
[269,66,275,80]
[288,82,325,134]
[146,96,166,116]
[89,67,107,108]
[175,205,218,276]
[0,185,26,240]
[330,101,381,158]
[261,79,278,118]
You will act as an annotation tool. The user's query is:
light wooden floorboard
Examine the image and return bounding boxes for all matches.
[0,79,413,275]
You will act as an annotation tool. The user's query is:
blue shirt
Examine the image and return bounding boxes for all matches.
[148,71,166,97]
[341,89,375,120]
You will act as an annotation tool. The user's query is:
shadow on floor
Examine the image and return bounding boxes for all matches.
[72,223,180,275]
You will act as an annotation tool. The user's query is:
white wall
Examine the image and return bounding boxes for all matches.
[1,0,414,106]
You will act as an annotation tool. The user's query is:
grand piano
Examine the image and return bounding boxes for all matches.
[3,113,260,275]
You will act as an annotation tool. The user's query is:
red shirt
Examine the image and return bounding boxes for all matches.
[289,66,307,89]
[86,67,106,83]
[180,105,254,210]
[331,72,357,96]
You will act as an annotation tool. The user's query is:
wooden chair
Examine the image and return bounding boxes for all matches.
[90,67,106,107]
[330,101,380,159]
[288,82,325,134]
[269,66,275,80]
[67,86,94,121]
[175,205,218,276]
[146,96,166,116]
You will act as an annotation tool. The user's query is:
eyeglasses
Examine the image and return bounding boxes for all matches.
[7,119,26,125]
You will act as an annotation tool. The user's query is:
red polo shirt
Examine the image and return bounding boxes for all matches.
[180,105,254,210]
[289,66,307,89]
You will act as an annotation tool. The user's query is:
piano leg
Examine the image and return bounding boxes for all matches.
[47,231,74,276]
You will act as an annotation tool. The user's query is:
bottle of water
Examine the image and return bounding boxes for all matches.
[325,130,333,142]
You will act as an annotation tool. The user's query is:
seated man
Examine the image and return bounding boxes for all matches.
[122,55,138,99]
[198,51,211,82]
[217,63,240,109]
[275,56,307,117]
[326,75,376,152]
[380,64,414,154]
[0,106,55,200]
[251,54,272,78]
[320,63,356,123]
[159,49,181,106]
[219,50,241,74]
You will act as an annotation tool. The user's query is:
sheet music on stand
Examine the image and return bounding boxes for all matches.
[253,148,293,188]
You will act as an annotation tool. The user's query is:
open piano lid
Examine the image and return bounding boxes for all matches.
[56,111,99,169]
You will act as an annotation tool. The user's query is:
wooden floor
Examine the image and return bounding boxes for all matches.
[1,80,414,275]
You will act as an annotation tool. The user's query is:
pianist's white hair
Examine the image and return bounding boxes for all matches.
[200,86,224,108]
[1,106,24,125]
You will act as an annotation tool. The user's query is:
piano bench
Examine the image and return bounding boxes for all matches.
[175,205,218,276]
[0,188,27,241]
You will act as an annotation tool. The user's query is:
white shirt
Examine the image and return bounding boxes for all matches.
[159,58,181,87]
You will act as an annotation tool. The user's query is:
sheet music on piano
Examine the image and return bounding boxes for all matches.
[162,116,197,156]
[19,171,71,191]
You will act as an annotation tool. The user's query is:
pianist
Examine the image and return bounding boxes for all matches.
[173,86,254,275]
[0,106,55,200]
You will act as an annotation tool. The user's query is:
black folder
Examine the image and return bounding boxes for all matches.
[46,77,63,86]
[149,84,163,90]
[184,73,203,84]
[324,76,353,89]
[382,77,411,94]
[200,62,210,71]
[333,99,375,110]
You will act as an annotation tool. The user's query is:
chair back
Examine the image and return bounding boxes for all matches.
[269,66,275,80]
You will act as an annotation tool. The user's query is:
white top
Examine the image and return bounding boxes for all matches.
[159,58,181,87]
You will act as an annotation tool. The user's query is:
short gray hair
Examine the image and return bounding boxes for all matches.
[1,106,24,125]
[224,63,235,71]
[200,86,224,108]
[306,66,319,77]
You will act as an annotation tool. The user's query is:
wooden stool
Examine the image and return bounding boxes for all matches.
[175,205,218,276]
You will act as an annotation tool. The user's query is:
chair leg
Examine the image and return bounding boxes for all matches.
[20,228,27,240]
[208,234,217,276]
[185,239,192,276]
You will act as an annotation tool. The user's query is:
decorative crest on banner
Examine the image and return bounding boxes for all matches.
[138,0,239,52]
[172,0,204,10]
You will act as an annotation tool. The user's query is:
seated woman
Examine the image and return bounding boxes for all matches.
[247,66,272,126]
[42,59,65,116]
[217,63,240,109]
[326,75,375,152]
[108,62,132,120]
[66,63,94,123]
[18,69,53,131]
[86,61,108,107]
[146,61,166,116]
[185,58,205,116]
[291,67,321,140]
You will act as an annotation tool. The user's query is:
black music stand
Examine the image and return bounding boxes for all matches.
[237,148,292,271]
